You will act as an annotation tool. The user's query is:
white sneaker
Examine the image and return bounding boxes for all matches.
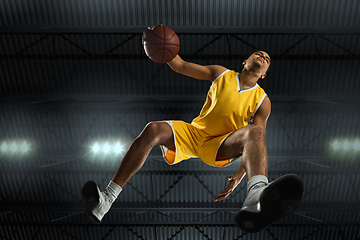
[241,182,268,213]
[234,174,304,233]
[81,181,114,223]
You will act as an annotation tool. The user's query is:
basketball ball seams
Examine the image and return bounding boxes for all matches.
[161,26,165,63]
[163,44,180,47]
[164,33,176,40]
[149,48,163,58]
[147,27,177,41]
[143,25,179,63]
[164,49,175,58]
[147,30,165,41]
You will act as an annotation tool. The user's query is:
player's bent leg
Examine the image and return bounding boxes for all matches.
[216,125,304,232]
[216,124,268,179]
[81,121,175,224]
[112,121,175,188]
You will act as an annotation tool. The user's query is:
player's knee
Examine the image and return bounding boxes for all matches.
[142,122,159,140]
[247,125,265,141]
[141,121,167,145]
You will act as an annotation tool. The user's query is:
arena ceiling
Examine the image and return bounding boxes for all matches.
[1,0,360,239]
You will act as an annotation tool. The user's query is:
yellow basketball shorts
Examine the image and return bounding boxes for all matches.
[159,120,235,168]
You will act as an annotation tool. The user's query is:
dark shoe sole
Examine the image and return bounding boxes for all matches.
[81,180,101,224]
[234,174,304,233]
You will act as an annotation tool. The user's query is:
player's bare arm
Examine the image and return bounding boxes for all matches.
[251,96,271,129]
[167,55,227,81]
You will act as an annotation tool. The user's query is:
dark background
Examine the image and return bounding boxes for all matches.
[1,0,360,239]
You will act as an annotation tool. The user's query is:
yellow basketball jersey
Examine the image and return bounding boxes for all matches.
[191,70,267,136]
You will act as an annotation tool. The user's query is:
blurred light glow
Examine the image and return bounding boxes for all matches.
[1,141,32,154]
[10,142,17,152]
[353,140,360,151]
[90,140,126,156]
[341,140,351,151]
[331,140,340,150]
[1,142,8,152]
[330,138,360,153]
[19,142,30,153]
[92,142,100,153]
[102,142,111,154]
[113,142,123,155]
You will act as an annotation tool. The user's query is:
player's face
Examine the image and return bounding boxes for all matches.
[244,51,271,79]
[252,51,271,66]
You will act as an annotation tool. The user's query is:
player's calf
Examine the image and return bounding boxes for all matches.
[81,121,175,223]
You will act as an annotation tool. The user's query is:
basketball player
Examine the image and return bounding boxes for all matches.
[82,28,303,232]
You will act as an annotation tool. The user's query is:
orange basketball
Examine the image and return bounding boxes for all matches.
[142,25,180,63]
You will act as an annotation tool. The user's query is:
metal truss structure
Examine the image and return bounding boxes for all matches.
[1,28,360,240]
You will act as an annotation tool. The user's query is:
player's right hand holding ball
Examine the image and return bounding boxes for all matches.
[142,24,180,63]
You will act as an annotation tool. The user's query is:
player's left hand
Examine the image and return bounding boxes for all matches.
[214,176,241,202]
[142,24,163,45]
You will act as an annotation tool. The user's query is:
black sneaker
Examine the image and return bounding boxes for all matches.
[234,174,304,233]
[81,181,114,224]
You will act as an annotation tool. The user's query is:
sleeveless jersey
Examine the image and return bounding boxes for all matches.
[191,70,267,136]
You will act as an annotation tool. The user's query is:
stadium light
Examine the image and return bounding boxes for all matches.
[90,140,125,156]
[92,142,100,153]
[0,140,31,155]
[353,140,360,152]
[1,142,8,152]
[19,142,30,153]
[103,142,111,154]
[331,140,340,150]
[330,138,360,153]
[10,142,18,152]
[113,142,122,155]
[342,140,351,151]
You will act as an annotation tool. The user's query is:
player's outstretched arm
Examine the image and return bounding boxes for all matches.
[167,55,227,82]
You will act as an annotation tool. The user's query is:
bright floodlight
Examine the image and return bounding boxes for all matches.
[103,142,111,154]
[92,142,100,153]
[19,142,30,153]
[1,142,8,152]
[341,140,351,151]
[10,142,17,152]
[331,140,340,150]
[353,140,360,151]
[113,142,123,155]
[330,138,360,153]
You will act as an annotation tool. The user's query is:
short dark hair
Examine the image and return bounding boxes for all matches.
[249,50,271,60]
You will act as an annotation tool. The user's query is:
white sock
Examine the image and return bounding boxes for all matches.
[242,175,269,211]
[104,180,122,201]
[247,175,268,193]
